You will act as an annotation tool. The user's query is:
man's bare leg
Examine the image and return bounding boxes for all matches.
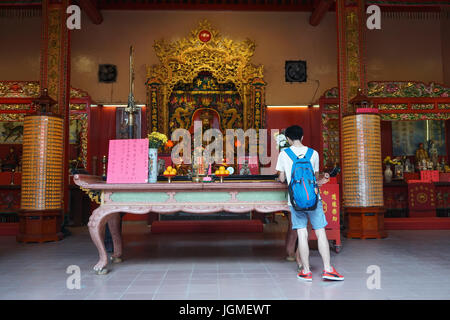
[295,248,302,271]
[315,228,332,272]
[297,228,310,273]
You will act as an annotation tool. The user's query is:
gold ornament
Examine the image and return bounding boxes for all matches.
[146,20,265,136]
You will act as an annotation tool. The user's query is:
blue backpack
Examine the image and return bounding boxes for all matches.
[284,147,318,211]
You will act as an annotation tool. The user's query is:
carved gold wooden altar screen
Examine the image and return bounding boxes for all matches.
[146,20,266,137]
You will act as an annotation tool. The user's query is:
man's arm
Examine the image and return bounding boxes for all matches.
[316,172,330,187]
[312,151,329,186]
[277,171,286,183]
[275,152,285,183]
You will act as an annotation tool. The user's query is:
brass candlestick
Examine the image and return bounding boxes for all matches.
[191,164,202,183]
[102,155,107,181]
[10,169,15,185]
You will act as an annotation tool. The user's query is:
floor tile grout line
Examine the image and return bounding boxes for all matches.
[216,263,222,298]
[185,264,194,299]
[151,268,169,300]
[118,269,144,300]
[262,261,288,299]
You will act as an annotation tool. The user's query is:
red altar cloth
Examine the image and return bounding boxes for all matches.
[440,173,450,182]
[407,182,436,217]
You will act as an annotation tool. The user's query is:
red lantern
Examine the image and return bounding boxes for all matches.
[199,30,211,43]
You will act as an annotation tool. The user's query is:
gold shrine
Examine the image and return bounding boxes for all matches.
[146,20,266,137]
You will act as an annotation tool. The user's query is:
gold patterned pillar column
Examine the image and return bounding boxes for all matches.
[18,113,64,242]
[337,0,386,238]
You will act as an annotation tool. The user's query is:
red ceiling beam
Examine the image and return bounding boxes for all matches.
[78,0,103,24]
[309,0,335,26]
[94,0,316,11]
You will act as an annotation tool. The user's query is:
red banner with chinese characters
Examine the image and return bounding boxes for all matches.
[407,182,436,217]
[320,183,340,229]
[420,170,439,182]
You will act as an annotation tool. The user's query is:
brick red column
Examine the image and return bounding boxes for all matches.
[40,0,71,221]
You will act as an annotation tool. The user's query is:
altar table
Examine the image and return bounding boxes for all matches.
[73,174,340,274]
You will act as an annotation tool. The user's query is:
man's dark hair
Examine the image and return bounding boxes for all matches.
[285,125,303,141]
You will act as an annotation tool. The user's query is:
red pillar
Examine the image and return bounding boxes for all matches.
[40,0,71,226]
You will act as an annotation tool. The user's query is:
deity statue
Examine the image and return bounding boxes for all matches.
[240,160,251,176]
[440,158,447,172]
[428,140,438,169]
[157,159,166,175]
[404,158,412,173]
[199,110,214,133]
[415,143,429,169]
[394,164,403,179]
[2,147,18,172]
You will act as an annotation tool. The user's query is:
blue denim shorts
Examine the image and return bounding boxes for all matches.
[289,200,328,230]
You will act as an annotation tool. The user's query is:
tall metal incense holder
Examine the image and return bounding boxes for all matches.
[124,46,138,139]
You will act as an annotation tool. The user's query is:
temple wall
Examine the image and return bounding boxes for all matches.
[441,13,450,86]
[366,14,444,84]
[0,15,41,81]
[0,10,446,104]
[69,11,337,106]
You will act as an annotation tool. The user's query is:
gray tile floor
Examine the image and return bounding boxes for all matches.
[0,220,449,300]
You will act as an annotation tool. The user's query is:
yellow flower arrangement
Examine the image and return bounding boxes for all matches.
[148,131,168,149]
[383,156,401,166]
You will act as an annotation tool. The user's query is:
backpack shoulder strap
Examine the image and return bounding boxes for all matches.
[304,148,314,161]
[284,148,297,162]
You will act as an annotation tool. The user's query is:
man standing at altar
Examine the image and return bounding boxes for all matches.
[276,125,344,281]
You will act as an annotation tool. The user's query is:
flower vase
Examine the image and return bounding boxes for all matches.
[384,164,393,183]
[148,148,158,183]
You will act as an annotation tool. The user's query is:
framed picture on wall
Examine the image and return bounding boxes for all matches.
[0,121,23,144]
[392,120,446,156]
[116,107,142,139]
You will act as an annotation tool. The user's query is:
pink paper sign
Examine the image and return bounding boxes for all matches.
[107,139,149,183]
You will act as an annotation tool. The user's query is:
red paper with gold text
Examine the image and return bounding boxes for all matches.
[319,184,340,229]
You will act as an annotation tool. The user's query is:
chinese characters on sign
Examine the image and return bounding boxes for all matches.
[320,184,340,228]
[107,139,149,183]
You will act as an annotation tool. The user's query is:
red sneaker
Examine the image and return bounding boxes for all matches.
[297,270,312,281]
[322,266,344,281]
